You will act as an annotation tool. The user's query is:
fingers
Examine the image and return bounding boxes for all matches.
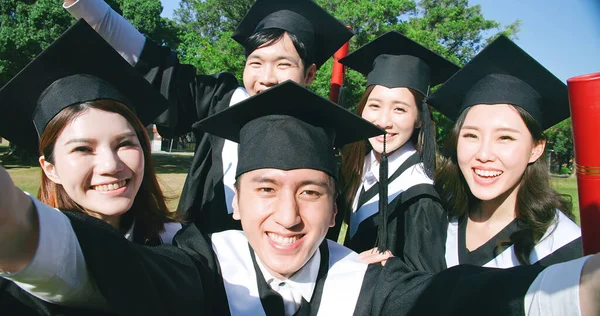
[358,247,394,265]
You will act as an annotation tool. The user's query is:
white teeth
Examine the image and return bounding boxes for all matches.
[92,180,127,192]
[267,233,300,245]
[474,169,503,178]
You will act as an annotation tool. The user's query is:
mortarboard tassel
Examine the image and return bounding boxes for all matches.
[420,94,436,179]
[376,133,389,253]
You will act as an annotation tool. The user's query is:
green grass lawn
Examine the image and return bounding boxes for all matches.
[0,141,582,220]
[551,176,580,223]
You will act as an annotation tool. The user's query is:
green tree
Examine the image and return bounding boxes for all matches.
[545,118,574,174]
[172,0,522,151]
[0,0,178,159]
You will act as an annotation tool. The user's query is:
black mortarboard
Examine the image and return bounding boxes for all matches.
[427,35,569,130]
[231,0,353,68]
[339,31,459,95]
[195,80,383,179]
[0,19,169,155]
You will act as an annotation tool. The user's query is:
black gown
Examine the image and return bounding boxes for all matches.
[135,39,244,233]
[0,214,173,316]
[328,152,448,272]
[444,211,582,269]
[57,211,549,316]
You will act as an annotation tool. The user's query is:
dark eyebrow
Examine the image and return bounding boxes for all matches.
[249,176,280,186]
[64,138,94,146]
[367,97,412,107]
[461,125,521,134]
[114,132,138,142]
[247,52,300,64]
[64,132,137,146]
[299,180,330,189]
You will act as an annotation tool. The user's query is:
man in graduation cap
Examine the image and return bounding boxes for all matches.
[3,79,600,316]
[61,0,353,233]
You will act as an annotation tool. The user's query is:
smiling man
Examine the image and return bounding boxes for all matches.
[62,0,353,233]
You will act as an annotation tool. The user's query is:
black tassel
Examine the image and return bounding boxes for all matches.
[420,99,436,179]
[376,133,389,253]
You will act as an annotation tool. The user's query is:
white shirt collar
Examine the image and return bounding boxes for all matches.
[361,141,417,191]
[255,248,321,302]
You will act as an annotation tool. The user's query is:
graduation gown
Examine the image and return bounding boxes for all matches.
[445,210,582,269]
[134,39,246,233]
[0,216,181,316]
[59,211,551,316]
[330,149,447,272]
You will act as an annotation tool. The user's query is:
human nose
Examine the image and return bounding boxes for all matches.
[95,147,124,175]
[258,64,279,87]
[373,109,393,129]
[475,137,496,163]
[272,191,301,229]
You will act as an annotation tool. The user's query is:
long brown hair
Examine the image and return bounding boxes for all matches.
[37,100,176,241]
[435,105,575,265]
[340,85,427,213]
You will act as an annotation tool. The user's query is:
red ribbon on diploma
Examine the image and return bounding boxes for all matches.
[567,72,600,255]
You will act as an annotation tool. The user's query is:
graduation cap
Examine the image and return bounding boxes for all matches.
[427,35,570,130]
[339,31,460,95]
[195,80,384,179]
[0,19,169,155]
[231,0,353,68]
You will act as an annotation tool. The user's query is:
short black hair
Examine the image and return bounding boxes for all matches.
[243,28,315,72]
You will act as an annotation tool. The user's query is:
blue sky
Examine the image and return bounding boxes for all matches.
[159,0,600,83]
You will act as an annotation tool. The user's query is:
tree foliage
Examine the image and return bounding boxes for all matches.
[545,118,574,174]
[170,0,538,155]
[0,0,178,158]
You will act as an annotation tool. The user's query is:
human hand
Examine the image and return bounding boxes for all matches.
[580,254,600,316]
[358,247,394,266]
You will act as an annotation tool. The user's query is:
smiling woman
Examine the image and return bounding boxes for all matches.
[0,20,181,315]
[430,35,582,269]
[332,31,459,270]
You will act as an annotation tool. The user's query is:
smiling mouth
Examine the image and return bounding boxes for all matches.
[376,133,397,141]
[473,169,503,178]
[266,232,304,246]
[91,180,128,192]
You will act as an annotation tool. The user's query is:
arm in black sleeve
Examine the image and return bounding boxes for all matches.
[134,40,240,138]
[372,257,546,316]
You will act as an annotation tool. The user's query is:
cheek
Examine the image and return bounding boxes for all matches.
[392,114,417,131]
[53,155,90,184]
[277,68,304,83]
[237,194,269,224]
[499,145,531,169]
[456,141,473,168]
[361,108,376,122]
[120,149,145,173]
[242,68,255,86]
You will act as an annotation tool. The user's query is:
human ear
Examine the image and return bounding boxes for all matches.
[329,203,338,227]
[529,140,546,163]
[303,64,317,86]
[232,187,241,220]
[39,156,61,184]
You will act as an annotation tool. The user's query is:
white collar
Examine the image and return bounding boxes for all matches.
[255,248,321,302]
[361,141,417,191]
